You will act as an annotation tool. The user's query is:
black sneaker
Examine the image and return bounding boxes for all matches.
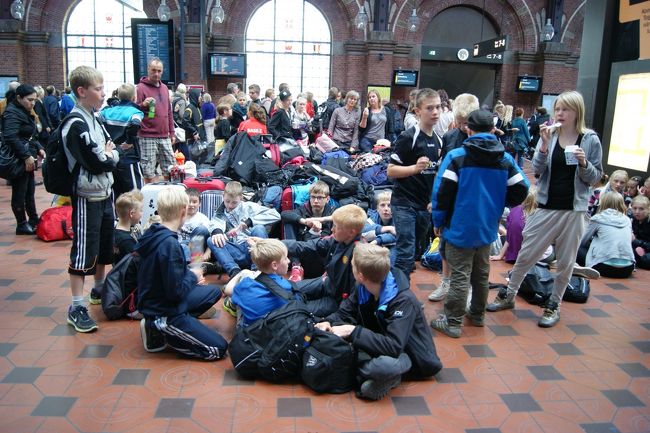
[67,305,98,333]
[357,375,401,400]
[140,319,168,352]
[89,288,102,305]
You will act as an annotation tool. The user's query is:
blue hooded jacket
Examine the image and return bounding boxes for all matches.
[431,133,529,248]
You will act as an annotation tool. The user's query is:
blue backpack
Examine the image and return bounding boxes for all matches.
[421,238,442,271]
[321,150,349,167]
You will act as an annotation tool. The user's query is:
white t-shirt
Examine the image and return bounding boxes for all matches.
[179,211,212,242]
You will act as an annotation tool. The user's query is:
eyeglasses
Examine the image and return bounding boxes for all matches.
[310,195,328,201]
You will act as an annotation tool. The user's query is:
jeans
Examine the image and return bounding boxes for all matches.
[392,205,431,276]
[181,225,211,262]
[444,243,491,327]
[206,225,268,275]
[358,136,375,152]
[359,352,412,381]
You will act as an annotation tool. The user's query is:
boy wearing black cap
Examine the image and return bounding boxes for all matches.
[429,109,529,338]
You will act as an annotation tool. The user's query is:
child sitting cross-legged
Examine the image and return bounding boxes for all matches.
[206,181,280,278]
[222,238,303,326]
[135,187,227,359]
[315,243,442,401]
[362,190,396,250]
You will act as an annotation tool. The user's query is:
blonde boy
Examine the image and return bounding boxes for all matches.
[135,187,227,359]
[65,66,119,333]
[285,204,367,316]
[316,244,442,400]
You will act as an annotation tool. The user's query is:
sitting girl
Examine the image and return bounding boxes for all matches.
[631,195,650,270]
[588,169,628,216]
[580,192,635,278]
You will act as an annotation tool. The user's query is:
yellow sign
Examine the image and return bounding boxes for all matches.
[366,86,392,103]
[619,0,650,60]
[607,72,650,171]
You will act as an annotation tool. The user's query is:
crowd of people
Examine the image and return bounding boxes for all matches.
[1,57,649,401]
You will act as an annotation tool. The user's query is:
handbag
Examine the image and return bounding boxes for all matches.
[0,143,26,180]
[174,122,186,143]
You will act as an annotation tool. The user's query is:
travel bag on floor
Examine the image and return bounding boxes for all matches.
[182,176,226,192]
[141,182,187,226]
[36,206,74,242]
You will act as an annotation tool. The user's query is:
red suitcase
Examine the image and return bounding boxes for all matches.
[281,186,293,211]
[183,176,226,192]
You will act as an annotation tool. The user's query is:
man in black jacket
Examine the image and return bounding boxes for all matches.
[316,243,442,400]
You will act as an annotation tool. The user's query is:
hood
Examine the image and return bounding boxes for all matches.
[357,271,399,310]
[135,223,177,256]
[188,89,201,107]
[463,133,505,163]
[139,76,160,88]
[591,208,630,228]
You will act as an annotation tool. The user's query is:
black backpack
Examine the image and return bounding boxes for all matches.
[563,275,590,303]
[301,328,356,394]
[101,252,140,320]
[43,113,85,196]
[226,132,266,185]
[510,264,591,305]
[228,274,315,382]
[318,100,339,131]
[304,162,359,199]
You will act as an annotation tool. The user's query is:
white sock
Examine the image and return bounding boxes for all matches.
[72,296,85,307]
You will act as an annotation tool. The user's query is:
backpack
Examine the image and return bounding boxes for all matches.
[35,206,74,242]
[227,132,266,185]
[301,328,356,394]
[305,162,359,199]
[318,100,339,131]
[514,263,554,305]
[43,113,85,196]
[101,252,140,320]
[228,274,315,382]
[421,238,442,271]
[563,275,590,303]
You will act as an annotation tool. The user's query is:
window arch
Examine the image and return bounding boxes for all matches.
[245,0,331,102]
[65,0,146,92]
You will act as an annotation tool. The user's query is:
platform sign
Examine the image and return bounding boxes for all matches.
[473,36,507,58]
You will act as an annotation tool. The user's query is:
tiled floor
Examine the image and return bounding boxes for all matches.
[0,177,649,433]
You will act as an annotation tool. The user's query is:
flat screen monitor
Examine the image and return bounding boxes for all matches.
[393,70,418,87]
[516,76,542,93]
[131,18,176,87]
[209,53,247,78]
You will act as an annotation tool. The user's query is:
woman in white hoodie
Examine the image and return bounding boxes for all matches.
[580,191,635,278]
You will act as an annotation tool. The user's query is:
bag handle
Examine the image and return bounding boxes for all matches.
[255,273,297,302]
[61,220,74,239]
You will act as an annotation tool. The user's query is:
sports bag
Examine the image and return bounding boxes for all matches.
[36,206,74,242]
[563,275,590,303]
[43,113,85,196]
[421,238,442,271]
[305,162,359,199]
[101,252,140,320]
[515,263,553,305]
[321,150,349,167]
[301,328,356,394]
[228,274,314,382]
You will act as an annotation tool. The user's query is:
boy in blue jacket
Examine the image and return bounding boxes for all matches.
[429,109,529,338]
[316,243,442,400]
[136,187,227,359]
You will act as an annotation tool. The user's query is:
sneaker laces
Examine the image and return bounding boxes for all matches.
[76,306,90,319]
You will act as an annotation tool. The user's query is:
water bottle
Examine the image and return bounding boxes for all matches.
[189,235,204,268]
[148,99,156,119]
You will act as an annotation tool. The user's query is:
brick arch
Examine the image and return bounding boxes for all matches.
[560,0,585,53]
[393,0,534,52]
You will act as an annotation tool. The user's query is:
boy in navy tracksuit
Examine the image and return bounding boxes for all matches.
[430,110,529,338]
[136,187,227,360]
[316,243,442,400]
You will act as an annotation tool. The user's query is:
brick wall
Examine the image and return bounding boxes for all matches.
[0,0,584,114]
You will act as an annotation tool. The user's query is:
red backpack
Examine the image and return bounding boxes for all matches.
[36,206,74,242]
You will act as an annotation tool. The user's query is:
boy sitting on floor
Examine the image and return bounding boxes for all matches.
[206,181,280,278]
[135,187,227,360]
[315,243,442,400]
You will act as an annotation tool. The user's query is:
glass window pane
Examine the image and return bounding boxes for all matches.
[67,0,95,35]
[246,52,274,92]
[95,0,123,36]
[304,3,331,43]
[302,42,330,55]
[274,53,302,89]
[275,40,302,54]
[68,48,96,71]
[247,2,274,39]
[275,0,304,42]
[246,39,274,53]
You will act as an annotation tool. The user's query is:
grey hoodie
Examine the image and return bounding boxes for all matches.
[532,130,603,211]
[582,208,635,267]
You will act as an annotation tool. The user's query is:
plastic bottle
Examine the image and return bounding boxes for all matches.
[189,235,204,268]
[175,150,185,166]
[148,99,156,119]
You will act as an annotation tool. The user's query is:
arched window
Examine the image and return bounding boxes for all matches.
[66,0,146,92]
[245,0,331,102]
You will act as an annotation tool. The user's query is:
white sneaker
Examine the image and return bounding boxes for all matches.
[572,265,600,280]
[428,279,449,302]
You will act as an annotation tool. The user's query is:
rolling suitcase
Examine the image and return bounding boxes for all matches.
[183,176,226,192]
[141,182,187,226]
[199,190,224,219]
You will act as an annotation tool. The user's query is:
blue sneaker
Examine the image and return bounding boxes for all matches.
[67,305,98,333]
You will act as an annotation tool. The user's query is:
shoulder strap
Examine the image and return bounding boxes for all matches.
[255,273,296,302]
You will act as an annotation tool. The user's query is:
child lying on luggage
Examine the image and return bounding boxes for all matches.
[315,243,442,400]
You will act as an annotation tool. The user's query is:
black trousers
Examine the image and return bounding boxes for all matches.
[11,169,37,225]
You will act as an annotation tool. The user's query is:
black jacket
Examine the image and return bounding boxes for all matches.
[632,218,650,250]
[182,89,206,143]
[2,100,41,160]
[325,269,442,378]
[268,108,293,141]
[284,236,358,301]
[281,202,334,240]
[440,127,467,161]
[359,107,395,142]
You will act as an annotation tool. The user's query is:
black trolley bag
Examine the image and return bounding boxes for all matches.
[228,274,315,382]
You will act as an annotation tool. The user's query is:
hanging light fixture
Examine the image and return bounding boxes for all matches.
[211,0,225,24]
[157,0,171,22]
[541,18,555,42]
[354,2,368,30]
[10,0,25,21]
[407,8,419,33]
